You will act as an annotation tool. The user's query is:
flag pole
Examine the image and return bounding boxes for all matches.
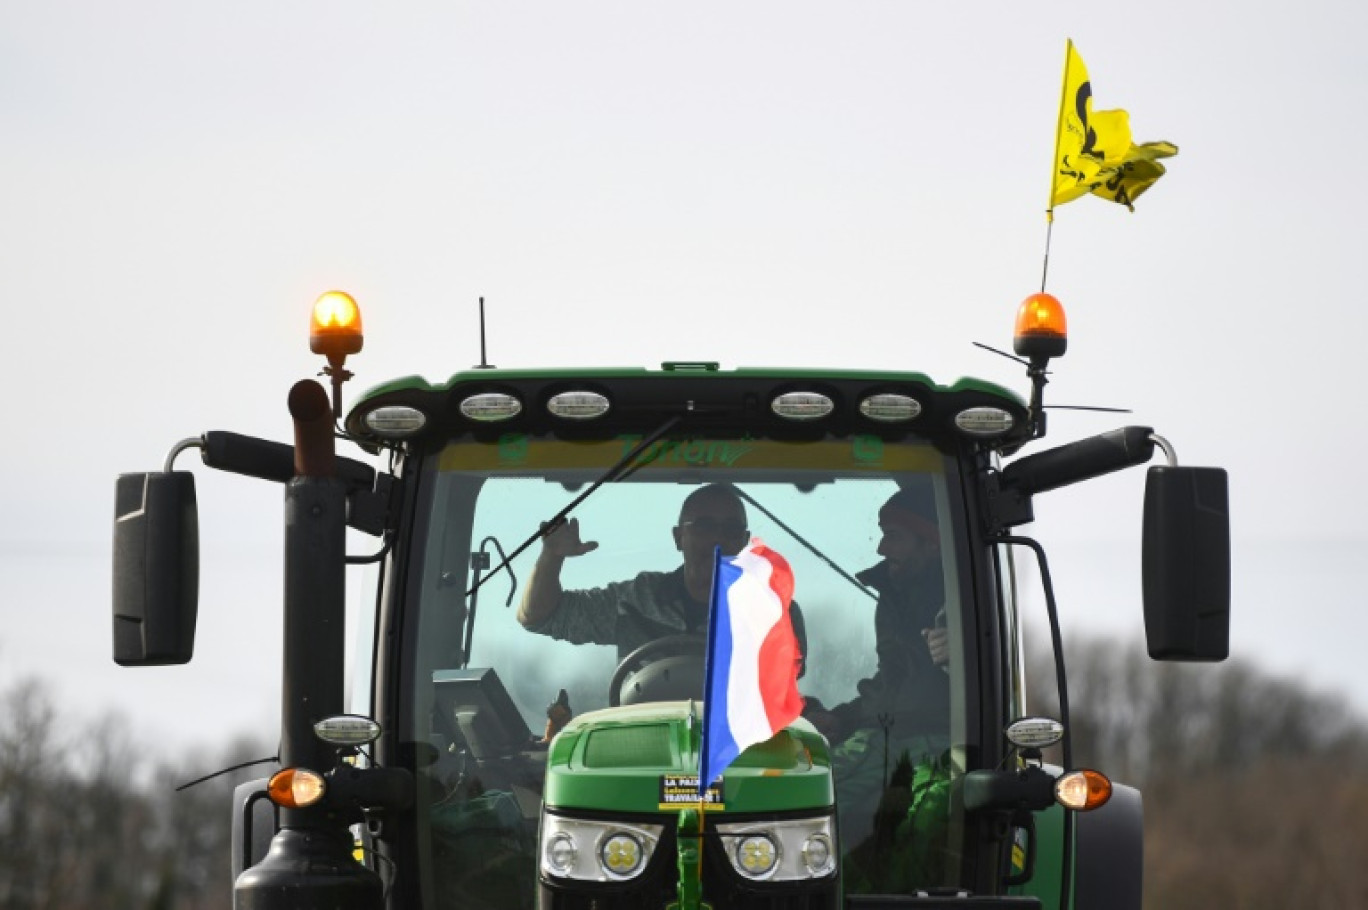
[1048,39,1074,214]
[1040,216,1055,293]
[1042,38,1073,293]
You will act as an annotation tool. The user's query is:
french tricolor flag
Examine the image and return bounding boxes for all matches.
[698,540,804,794]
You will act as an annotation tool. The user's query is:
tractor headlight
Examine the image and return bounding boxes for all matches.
[716,815,837,881]
[538,814,663,882]
[600,832,645,879]
[801,831,833,875]
[735,834,779,878]
[544,832,578,876]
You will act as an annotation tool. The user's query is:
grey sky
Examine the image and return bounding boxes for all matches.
[2,1,1365,751]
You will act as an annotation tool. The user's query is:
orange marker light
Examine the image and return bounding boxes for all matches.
[1013,292,1068,361]
[310,290,364,359]
[267,767,327,809]
[1054,768,1112,811]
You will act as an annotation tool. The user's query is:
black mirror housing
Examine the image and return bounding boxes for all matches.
[112,472,200,665]
[1142,466,1230,661]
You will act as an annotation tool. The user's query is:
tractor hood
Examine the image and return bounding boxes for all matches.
[544,701,833,815]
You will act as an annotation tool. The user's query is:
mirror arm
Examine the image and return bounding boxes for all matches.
[1149,433,1179,467]
[164,437,204,473]
[1001,426,1157,497]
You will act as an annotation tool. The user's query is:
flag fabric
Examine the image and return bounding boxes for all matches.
[1051,39,1177,212]
[698,540,804,795]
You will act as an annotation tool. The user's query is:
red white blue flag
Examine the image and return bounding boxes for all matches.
[698,540,804,795]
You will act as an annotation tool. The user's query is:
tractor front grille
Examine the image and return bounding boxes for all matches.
[539,825,838,910]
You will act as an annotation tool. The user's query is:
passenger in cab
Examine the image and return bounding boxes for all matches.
[808,486,949,744]
[803,485,954,883]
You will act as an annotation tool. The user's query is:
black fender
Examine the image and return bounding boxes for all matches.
[230,777,277,881]
[1073,782,1142,910]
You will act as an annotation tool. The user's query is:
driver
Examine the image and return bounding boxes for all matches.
[516,483,807,673]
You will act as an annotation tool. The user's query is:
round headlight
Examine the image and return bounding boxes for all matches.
[600,833,644,878]
[545,833,577,875]
[801,833,834,876]
[735,834,779,878]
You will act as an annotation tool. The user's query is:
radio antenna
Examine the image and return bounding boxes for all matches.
[476,296,495,369]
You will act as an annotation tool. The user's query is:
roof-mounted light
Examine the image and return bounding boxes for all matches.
[310,291,364,359]
[771,391,833,421]
[1014,292,1067,362]
[362,406,427,438]
[859,393,922,423]
[310,290,364,419]
[460,392,523,422]
[954,406,1016,437]
[547,391,610,420]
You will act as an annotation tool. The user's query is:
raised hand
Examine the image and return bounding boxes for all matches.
[541,517,599,559]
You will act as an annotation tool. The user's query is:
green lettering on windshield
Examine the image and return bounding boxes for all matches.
[618,436,755,468]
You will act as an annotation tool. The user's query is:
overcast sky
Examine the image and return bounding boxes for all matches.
[3,1,1366,754]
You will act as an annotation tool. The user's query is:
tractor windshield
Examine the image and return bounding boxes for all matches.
[401,431,976,907]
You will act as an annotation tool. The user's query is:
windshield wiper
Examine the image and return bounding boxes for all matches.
[465,414,684,600]
[732,488,877,602]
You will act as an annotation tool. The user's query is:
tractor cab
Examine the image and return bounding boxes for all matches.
[346,365,1036,907]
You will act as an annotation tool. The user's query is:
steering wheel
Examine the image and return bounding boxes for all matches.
[608,634,708,707]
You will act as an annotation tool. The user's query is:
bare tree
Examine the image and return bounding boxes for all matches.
[0,678,272,910]
[0,678,73,910]
[1025,631,1368,909]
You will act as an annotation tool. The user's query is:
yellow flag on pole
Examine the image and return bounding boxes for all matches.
[1050,40,1176,212]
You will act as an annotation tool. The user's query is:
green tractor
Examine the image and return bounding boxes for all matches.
[111,291,1228,909]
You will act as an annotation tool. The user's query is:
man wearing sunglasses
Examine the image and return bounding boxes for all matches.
[517,482,806,674]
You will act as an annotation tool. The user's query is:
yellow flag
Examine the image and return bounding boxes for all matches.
[1091,140,1178,209]
[1050,40,1176,212]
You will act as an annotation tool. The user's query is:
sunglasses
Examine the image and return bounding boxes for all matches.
[678,517,749,537]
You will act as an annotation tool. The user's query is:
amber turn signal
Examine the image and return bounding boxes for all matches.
[267,767,327,809]
[1054,768,1112,811]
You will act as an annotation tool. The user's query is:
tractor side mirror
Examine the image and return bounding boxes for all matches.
[112,472,200,665]
[1142,466,1230,661]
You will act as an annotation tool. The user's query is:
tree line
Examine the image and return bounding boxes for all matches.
[0,678,269,910]
[1027,632,1368,909]
[4,633,1367,909]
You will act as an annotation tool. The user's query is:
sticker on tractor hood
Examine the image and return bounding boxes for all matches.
[659,775,725,811]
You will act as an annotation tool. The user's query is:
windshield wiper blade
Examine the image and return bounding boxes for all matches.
[465,414,684,599]
[732,488,877,602]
